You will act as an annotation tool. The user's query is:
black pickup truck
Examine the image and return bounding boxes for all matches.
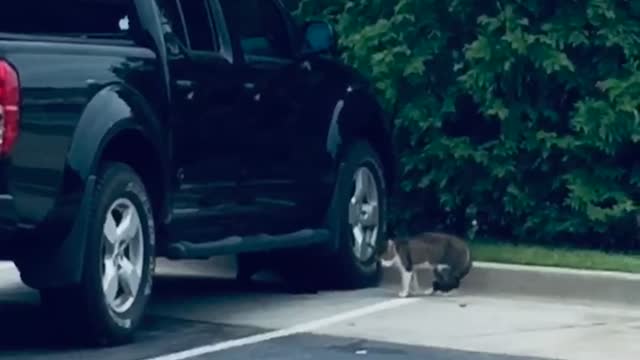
[0,0,394,345]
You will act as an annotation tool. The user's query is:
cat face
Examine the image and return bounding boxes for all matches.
[380,239,397,261]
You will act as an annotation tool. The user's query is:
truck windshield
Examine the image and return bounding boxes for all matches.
[0,0,133,39]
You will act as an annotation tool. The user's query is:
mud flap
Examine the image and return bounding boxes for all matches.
[17,175,96,289]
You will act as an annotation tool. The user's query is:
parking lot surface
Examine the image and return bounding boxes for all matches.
[1,259,637,360]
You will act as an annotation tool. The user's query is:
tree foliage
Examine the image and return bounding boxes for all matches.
[295,0,640,249]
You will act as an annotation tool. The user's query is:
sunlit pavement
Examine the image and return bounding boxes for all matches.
[0,259,638,360]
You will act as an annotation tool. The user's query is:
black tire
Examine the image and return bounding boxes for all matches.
[324,140,387,289]
[40,162,156,346]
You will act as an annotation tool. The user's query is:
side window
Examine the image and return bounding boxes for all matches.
[157,0,218,53]
[219,0,292,59]
[158,0,188,55]
[179,0,218,52]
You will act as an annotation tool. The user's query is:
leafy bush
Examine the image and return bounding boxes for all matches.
[295,0,640,250]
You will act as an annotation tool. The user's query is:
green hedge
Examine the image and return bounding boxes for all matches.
[295,0,640,250]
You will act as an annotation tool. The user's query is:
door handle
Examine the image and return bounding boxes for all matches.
[175,79,195,90]
[175,79,196,100]
[300,61,312,71]
[242,82,261,102]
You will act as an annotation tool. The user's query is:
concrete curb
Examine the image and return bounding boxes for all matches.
[381,261,640,305]
[158,257,640,305]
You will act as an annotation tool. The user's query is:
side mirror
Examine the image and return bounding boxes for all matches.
[300,20,337,56]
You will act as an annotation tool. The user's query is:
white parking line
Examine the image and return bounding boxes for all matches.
[146,297,420,360]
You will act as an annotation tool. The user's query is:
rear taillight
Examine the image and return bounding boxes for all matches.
[0,60,20,157]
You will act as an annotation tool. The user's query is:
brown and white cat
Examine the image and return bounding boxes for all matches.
[380,232,472,297]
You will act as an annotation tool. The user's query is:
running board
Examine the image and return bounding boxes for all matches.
[165,229,331,260]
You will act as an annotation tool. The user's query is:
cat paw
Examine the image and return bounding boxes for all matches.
[423,287,435,296]
[441,290,459,297]
[398,291,410,298]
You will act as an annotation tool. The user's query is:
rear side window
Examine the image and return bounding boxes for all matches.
[0,1,133,39]
[219,0,292,59]
[178,0,218,51]
[158,0,219,53]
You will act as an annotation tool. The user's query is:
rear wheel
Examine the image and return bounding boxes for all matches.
[325,140,387,289]
[41,162,156,346]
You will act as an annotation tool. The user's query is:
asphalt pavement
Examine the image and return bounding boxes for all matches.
[188,333,545,360]
[0,258,637,360]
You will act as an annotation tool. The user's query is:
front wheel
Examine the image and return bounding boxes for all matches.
[41,162,156,346]
[325,140,387,289]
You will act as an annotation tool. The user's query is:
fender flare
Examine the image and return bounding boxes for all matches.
[326,86,395,187]
[67,84,164,181]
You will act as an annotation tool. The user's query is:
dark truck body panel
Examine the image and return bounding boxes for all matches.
[0,38,161,224]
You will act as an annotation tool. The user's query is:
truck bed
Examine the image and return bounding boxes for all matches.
[0,33,160,231]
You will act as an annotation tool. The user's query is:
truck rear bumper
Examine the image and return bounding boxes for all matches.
[1,157,17,227]
[0,194,18,259]
[0,194,17,224]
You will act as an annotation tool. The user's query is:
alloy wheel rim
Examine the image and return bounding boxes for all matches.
[100,198,144,314]
[348,166,380,263]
